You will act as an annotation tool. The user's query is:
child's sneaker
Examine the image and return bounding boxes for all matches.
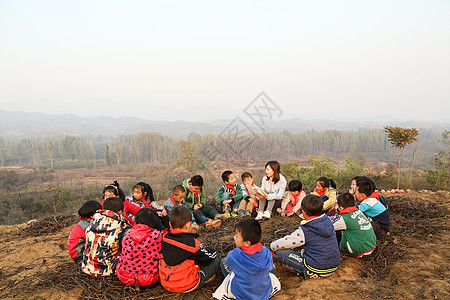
[230,211,238,217]
[244,210,251,217]
[255,211,264,221]
[262,210,272,219]
[204,219,222,229]
[215,212,230,220]
[237,210,245,217]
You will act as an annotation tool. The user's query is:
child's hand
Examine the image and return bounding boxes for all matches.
[249,198,258,207]
[281,211,286,217]
[223,200,232,206]
[194,204,201,210]
[256,193,265,200]
[158,210,167,217]
[287,212,294,217]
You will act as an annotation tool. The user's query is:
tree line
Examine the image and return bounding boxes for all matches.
[0,128,440,168]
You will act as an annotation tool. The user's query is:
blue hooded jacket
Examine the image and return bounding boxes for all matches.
[226,245,273,300]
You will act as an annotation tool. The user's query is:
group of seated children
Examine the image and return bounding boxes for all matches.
[67,170,391,298]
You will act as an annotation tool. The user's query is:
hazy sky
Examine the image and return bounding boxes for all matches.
[1,0,449,122]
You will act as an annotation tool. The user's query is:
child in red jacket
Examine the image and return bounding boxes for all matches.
[117,208,163,287]
[159,206,220,293]
[67,200,102,263]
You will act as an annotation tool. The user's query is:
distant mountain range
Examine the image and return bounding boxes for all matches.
[0,110,448,138]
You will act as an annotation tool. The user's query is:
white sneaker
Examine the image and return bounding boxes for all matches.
[255,211,264,221]
[262,210,272,219]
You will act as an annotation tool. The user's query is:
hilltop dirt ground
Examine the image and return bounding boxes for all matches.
[0,192,449,300]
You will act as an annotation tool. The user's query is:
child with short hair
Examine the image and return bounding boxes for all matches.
[351,176,389,208]
[126,182,169,229]
[271,194,340,278]
[183,175,225,220]
[215,170,243,217]
[102,181,140,225]
[213,219,281,300]
[159,206,220,293]
[82,197,131,276]
[164,185,220,230]
[355,178,391,239]
[277,180,306,217]
[332,193,376,257]
[239,172,259,217]
[68,200,102,263]
[116,208,163,287]
[311,176,338,215]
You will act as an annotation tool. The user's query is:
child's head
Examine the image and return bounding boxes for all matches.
[241,172,253,185]
[265,161,281,183]
[189,175,204,192]
[351,176,375,195]
[133,182,155,202]
[172,185,186,203]
[169,206,192,231]
[337,193,356,210]
[301,194,323,217]
[355,179,372,201]
[78,201,102,219]
[135,208,160,229]
[234,219,261,248]
[288,180,303,196]
[350,176,363,194]
[103,197,124,214]
[221,170,236,185]
[316,177,336,193]
[103,181,126,201]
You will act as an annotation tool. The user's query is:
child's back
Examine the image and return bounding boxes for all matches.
[68,201,102,263]
[271,195,340,278]
[82,199,130,276]
[226,242,274,299]
[298,214,340,273]
[117,208,162,286]
[159,206,219,293]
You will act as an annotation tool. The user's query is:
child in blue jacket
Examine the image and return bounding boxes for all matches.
[271,194,341,278]
[213,219,281,300]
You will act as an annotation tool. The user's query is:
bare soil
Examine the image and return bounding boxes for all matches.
[0,192,449,300]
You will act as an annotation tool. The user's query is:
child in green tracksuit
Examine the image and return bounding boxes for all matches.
[215,170,243,217]
[331,193,376,257]
[182,175,225,220]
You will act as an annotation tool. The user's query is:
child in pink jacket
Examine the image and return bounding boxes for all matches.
[116,208,163,287]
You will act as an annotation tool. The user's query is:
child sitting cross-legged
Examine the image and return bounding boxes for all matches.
[68,200,102,264]
[159,206,220,293]
[116,208,163,287]
[270,194,340,278]
[82,197,131,276]
[215,170,243,217]
[277,179,306,217]
[332,193,376,257]
[213,219,281,300]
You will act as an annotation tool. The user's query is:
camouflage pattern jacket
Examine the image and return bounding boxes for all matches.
[81,209,130,276]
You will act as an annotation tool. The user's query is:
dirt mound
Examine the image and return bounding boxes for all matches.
[0,192,449,300]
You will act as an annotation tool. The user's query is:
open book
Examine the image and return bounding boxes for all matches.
[251,186,268,198]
